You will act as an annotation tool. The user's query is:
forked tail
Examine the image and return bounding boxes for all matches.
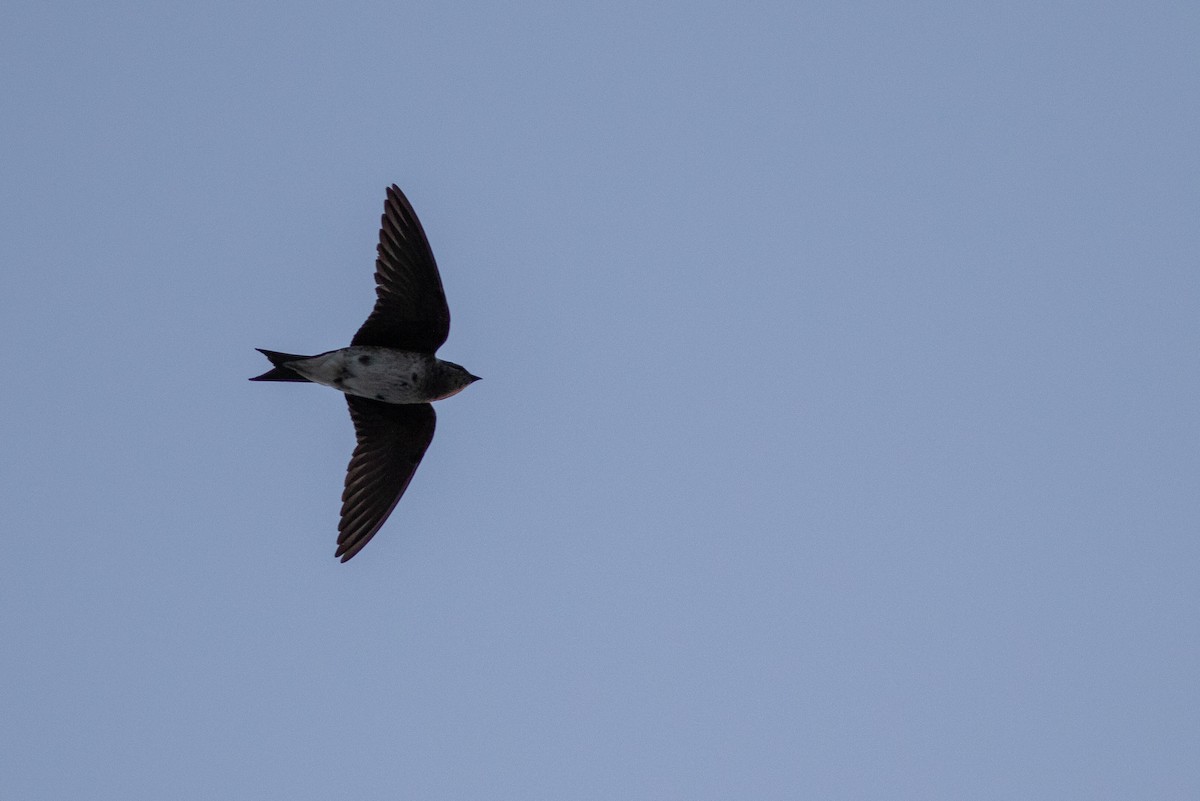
[249,349,313,382]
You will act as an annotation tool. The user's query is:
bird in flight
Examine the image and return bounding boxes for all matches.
[251,184,479,562]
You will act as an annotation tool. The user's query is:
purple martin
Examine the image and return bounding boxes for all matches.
[251,185,479,562]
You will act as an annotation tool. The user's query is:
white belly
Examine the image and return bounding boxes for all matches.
[286,347,431,403]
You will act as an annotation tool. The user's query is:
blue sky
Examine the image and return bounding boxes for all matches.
[2,1,1198,798]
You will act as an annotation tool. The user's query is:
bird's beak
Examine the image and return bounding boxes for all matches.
[469,374,482,383]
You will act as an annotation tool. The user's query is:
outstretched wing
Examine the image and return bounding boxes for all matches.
[336,396,437,562]
[351,184,451,353]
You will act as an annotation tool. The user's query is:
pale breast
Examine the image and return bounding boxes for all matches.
[286,347,433,403]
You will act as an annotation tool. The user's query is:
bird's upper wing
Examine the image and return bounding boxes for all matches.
[351,184,450,353]
[336,396,437,562]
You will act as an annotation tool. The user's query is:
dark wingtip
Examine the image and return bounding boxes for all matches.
[336,542,363,563]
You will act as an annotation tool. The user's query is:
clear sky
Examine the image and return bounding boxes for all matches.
[2,1,1198,798]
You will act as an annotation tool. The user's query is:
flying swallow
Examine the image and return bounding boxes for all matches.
[252,184,479,561]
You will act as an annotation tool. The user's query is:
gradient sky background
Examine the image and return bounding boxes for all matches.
[3,2,1198,799]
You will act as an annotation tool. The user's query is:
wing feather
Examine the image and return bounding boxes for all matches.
[350,185,450,353]
[336,396,436,562]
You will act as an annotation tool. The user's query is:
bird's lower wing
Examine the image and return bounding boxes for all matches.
[337,397,436,562]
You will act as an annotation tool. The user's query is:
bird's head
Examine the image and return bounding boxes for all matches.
[430,359,481,400]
